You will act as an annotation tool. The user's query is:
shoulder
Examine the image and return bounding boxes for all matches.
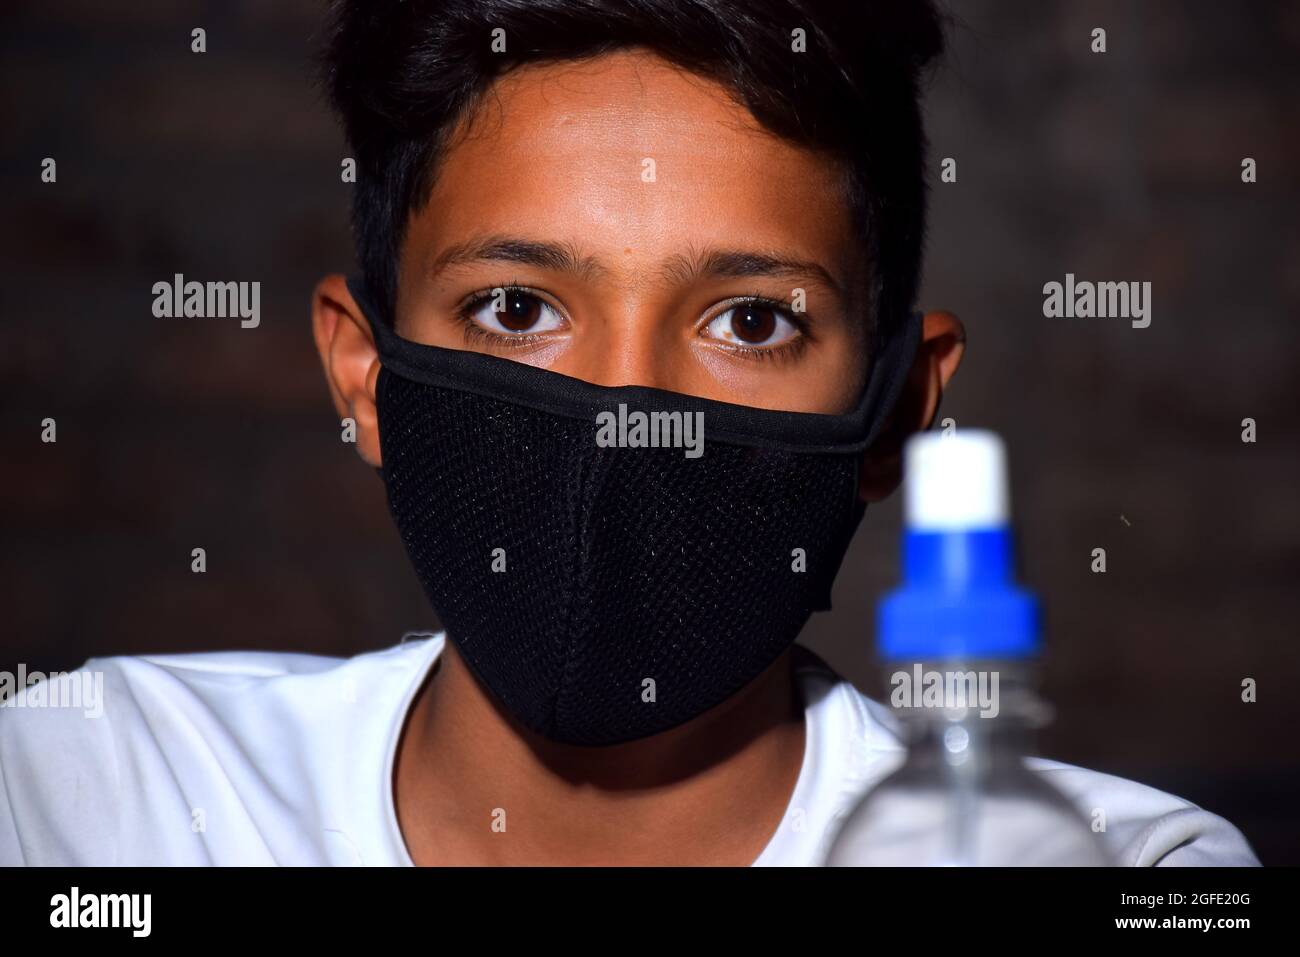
[0,666,124,865]
[793,647,1259,867]
[1025,757,1259,866]
[0,635,442,865]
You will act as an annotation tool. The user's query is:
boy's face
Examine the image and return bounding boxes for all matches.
[315,48,964,496]
[394,49,872,415]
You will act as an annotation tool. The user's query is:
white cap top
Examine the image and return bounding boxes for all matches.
[903,430,1010,530]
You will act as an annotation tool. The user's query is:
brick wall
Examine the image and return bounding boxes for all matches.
[1,1,1296,860]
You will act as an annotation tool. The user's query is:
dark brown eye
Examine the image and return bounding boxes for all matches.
[730,303,778,343]
[498,289,543,331]
[702,300,800,351]
[463,287,565,340]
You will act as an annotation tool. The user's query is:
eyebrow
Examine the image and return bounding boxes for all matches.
[427,234,845,299]
[429,236,607,283]
[657,245,844,299]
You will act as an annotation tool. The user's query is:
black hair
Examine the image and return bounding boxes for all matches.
[321,0,946,348]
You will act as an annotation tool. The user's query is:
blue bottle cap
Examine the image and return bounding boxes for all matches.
[877,431,1040,660]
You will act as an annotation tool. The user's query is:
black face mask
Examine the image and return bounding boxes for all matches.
[347,278,921,746]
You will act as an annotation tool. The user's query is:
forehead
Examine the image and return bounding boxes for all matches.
[410,49,861,286]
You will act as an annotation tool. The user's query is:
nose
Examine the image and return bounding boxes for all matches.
[553,305,674,391]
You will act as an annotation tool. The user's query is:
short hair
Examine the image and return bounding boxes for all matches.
[321,0,947,349]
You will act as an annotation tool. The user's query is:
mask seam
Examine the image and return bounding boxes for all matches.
[552,440,605,738]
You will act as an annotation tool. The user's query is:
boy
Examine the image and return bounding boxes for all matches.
[0,0,1257,866]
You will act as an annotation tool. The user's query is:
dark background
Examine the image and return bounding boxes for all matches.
[2,1,1297,862]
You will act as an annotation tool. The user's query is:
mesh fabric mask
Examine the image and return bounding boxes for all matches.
[347,277,921,746]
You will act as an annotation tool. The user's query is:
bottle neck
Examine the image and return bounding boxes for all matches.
[878,658,1051,762]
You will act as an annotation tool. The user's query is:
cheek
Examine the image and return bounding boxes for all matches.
[811,318,873,412]
[798,332,871,414]
[687,333,868,415]
[789,349,870,415]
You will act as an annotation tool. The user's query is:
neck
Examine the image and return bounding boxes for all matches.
[393,639,806,866]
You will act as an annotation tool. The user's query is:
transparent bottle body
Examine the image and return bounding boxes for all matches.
[824,662,1114,866]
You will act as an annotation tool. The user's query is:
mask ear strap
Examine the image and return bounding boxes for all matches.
[344,277,395,481]
[808,309,921,608]
[858,308,924,449]
[345,275,398,351]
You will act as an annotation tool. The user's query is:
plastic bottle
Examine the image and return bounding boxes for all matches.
[823,430,1113,866]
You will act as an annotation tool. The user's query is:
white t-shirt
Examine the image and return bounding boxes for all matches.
[0,634,1258,866]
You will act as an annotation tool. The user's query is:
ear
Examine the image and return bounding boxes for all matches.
[311,274,383,468]
[858,310,966,502]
